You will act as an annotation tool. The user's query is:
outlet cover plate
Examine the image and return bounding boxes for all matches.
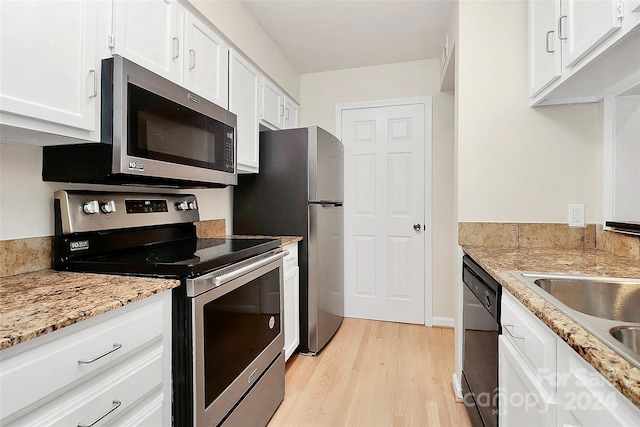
[569,204,585,227]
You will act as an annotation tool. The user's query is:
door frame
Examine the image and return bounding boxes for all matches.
[335,97,433,327]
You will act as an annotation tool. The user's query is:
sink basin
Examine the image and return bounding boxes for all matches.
[532,277,640,323]
[610,326,640,354]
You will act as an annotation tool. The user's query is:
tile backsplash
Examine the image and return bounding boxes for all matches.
[459,222,640,262]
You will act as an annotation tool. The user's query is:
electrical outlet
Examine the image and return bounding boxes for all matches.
[568,204,585,228]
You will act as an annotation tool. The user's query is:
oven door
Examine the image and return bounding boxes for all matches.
[191,255,285,427]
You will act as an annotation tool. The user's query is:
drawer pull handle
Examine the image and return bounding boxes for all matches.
[503,324,525,341]
[78,343,122,364]
[78,400,121,427]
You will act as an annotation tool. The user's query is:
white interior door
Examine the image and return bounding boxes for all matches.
[340,100,431,324]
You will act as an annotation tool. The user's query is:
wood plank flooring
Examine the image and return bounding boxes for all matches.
[268,318,472,427]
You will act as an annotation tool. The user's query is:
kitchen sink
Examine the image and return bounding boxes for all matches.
[513,272,640,370]
[531,276,640,322]
[610,326,640,354]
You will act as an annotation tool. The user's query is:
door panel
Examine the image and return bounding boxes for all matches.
[342,102,428,324]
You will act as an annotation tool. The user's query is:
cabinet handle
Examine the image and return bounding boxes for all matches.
[172,37,180,59]
[78,343,122,364]
[88,69,97,99]
[279,104,284,117]
[285,108,290,120]
[558,16,568,40]
[503,324,525,341]
[189,49,196,70]
[77,400,121,427]
[545,30,555,53]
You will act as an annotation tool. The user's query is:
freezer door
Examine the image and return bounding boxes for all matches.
[308,203,344,354]
[308,126,344,203]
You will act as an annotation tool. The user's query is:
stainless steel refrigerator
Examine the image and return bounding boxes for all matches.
[233,126,344,355]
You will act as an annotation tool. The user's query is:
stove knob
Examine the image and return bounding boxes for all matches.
[188,201,197,210]
[83,200,100,215]
[100,200,116,214]
[176,201,189,211]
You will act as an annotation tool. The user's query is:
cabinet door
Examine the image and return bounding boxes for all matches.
[528,0,562,96]
[184,12,229,109]
[498,337,556,426]
[260,78,284,129]
[560,0,622,68]
[283,266,300,361]
[0,0,98,131]
[112,0,182,84]
[556,341,640,426]
[283,97,299,129]
[229,51,260,173]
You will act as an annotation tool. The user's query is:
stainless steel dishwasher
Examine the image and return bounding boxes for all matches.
[462,255,501,427]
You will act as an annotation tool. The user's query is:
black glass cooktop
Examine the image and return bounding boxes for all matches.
[62,237,281,278]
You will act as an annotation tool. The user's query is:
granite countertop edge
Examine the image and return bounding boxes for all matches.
[462,245,640,410]
[0,270,180,351]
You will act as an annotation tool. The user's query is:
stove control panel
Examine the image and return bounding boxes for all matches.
[55,190,200,234]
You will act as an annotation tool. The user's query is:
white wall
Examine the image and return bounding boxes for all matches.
[300,59,456,320]
[457,0,603,224]
[188,0,300,101]
[0,142,233,240]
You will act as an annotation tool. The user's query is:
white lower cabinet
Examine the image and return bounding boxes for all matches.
[499,290,556,426]
[500,289,640,426]
[0,291,172,426]
[283,242,300,361]
[556,339,640,426]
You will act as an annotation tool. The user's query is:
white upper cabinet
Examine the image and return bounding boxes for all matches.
[260,77,299,131]
[112,0,228,108]
[0,0,101,140]
[529,0,640,106]
[260,78,284,129]
[112,0,182,84]
[559,0,622,68]
[184,12,229,109]
[528,0,562,96]
[283,97,299,129]
[229,50,260,173]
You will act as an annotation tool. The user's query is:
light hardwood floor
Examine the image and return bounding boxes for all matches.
[269,318,472,427]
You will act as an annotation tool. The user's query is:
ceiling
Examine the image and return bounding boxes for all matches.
[240,0,454,74]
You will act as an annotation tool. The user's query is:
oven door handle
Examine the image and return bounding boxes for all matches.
[214,250,288,287]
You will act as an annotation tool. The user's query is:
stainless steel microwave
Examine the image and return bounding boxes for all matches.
[43,55,237,188]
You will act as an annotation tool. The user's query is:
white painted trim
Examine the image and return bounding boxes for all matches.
[451,372,463,400]
[432,317,455,328]
[335,97,434,327]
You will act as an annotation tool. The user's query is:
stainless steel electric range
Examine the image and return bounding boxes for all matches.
[53,190,286,427]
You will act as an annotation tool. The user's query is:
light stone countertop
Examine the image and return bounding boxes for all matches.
[0,270,180,351]
[462,246,640,410]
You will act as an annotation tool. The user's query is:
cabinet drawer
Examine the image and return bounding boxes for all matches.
[501,291,556,389]
[0,294,167,421]
[6,344,165,426]
[283,242,298,272]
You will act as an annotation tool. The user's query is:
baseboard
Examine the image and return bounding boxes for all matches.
[451,373,463,401]
[432,316,454,327]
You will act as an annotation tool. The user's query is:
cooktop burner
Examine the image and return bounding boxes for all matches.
[65,237,281,278]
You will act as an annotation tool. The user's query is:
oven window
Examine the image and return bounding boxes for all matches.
[203,269,281,407]
[127,83,228,171]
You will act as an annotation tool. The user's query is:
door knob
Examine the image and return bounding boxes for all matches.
[413,223,422,231]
